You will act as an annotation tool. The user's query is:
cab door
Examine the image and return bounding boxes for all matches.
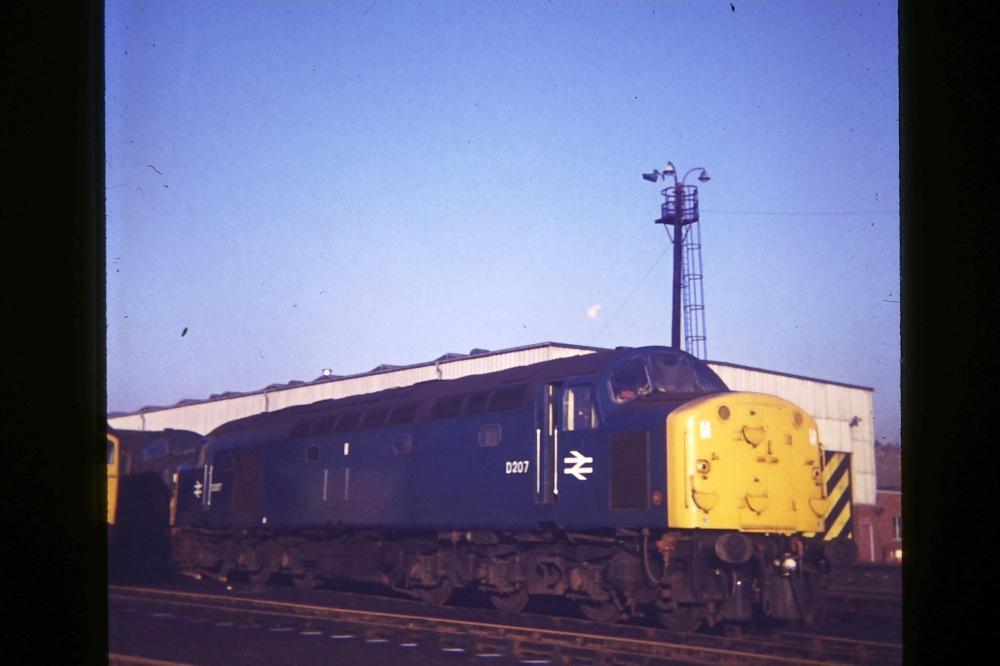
[556,381,600,514]
[534,382,562,504]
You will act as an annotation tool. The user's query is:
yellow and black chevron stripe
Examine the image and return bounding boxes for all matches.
[801,451,853,540]
[820,451,852,540]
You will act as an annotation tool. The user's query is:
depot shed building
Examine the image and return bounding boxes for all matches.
[109,342,879,559]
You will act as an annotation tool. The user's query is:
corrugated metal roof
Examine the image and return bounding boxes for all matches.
[209,391,248,400]
[112,341,606,418]
[370,364,404,372]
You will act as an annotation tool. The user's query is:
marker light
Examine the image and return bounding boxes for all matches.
[651,490,663,506]
[718,405,731,421]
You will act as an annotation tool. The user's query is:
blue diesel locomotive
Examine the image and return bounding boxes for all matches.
[172,345,854,629]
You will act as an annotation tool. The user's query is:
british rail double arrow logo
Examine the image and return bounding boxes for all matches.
[563,450,593,481]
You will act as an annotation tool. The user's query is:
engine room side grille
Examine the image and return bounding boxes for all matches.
[610,431,649,509]
[230,451,263,517]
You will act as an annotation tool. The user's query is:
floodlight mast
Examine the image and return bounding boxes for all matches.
[642,163,710,351]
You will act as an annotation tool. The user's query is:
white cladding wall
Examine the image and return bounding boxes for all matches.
[108,346,596,436]
[108,393,268,435]
[708,364,876,506]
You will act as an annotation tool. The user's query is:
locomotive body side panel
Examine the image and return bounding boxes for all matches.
[406,410,540,528]
[550,412,670,530]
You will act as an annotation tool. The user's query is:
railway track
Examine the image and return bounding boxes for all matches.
[824,563,902,622]
[109,583,902,665]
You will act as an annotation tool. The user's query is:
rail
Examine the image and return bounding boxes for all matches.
[110,584,901,665]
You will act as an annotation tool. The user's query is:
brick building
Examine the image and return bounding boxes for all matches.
[854,443,902,563]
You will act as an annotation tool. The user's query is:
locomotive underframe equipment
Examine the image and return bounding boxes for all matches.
[172,524,843,629]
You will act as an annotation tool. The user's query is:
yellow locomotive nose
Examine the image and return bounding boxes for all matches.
[665,393,828,535]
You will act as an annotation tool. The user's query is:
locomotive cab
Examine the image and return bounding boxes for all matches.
[589,349,849,625]
[591,350,830,535]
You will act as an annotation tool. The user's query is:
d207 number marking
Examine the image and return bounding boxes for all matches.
[505,460,530,474]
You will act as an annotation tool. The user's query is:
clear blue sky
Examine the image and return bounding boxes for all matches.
[105,0,899,442]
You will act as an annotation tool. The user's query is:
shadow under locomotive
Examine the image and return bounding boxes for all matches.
[169,346,856,631]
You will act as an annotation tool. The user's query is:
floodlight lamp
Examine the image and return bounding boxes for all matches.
[698,169,711,182]
[642,170,660,182]
[663,162,676,176]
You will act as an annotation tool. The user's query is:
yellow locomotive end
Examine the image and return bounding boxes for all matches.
[666,393,827,535]
[107,431,120,525]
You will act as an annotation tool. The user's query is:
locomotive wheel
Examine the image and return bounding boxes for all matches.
[412,578,453,606]
[579,601,621,623]
[656,604,704,632]
[489,588,529,613]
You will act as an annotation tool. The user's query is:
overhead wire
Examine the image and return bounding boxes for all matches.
[591,208,896,345]
[701,209,899,216]
[591,227,673,345]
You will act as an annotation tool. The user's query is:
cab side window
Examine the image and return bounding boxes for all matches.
[609,357,652,403]
[562,384,597,431]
